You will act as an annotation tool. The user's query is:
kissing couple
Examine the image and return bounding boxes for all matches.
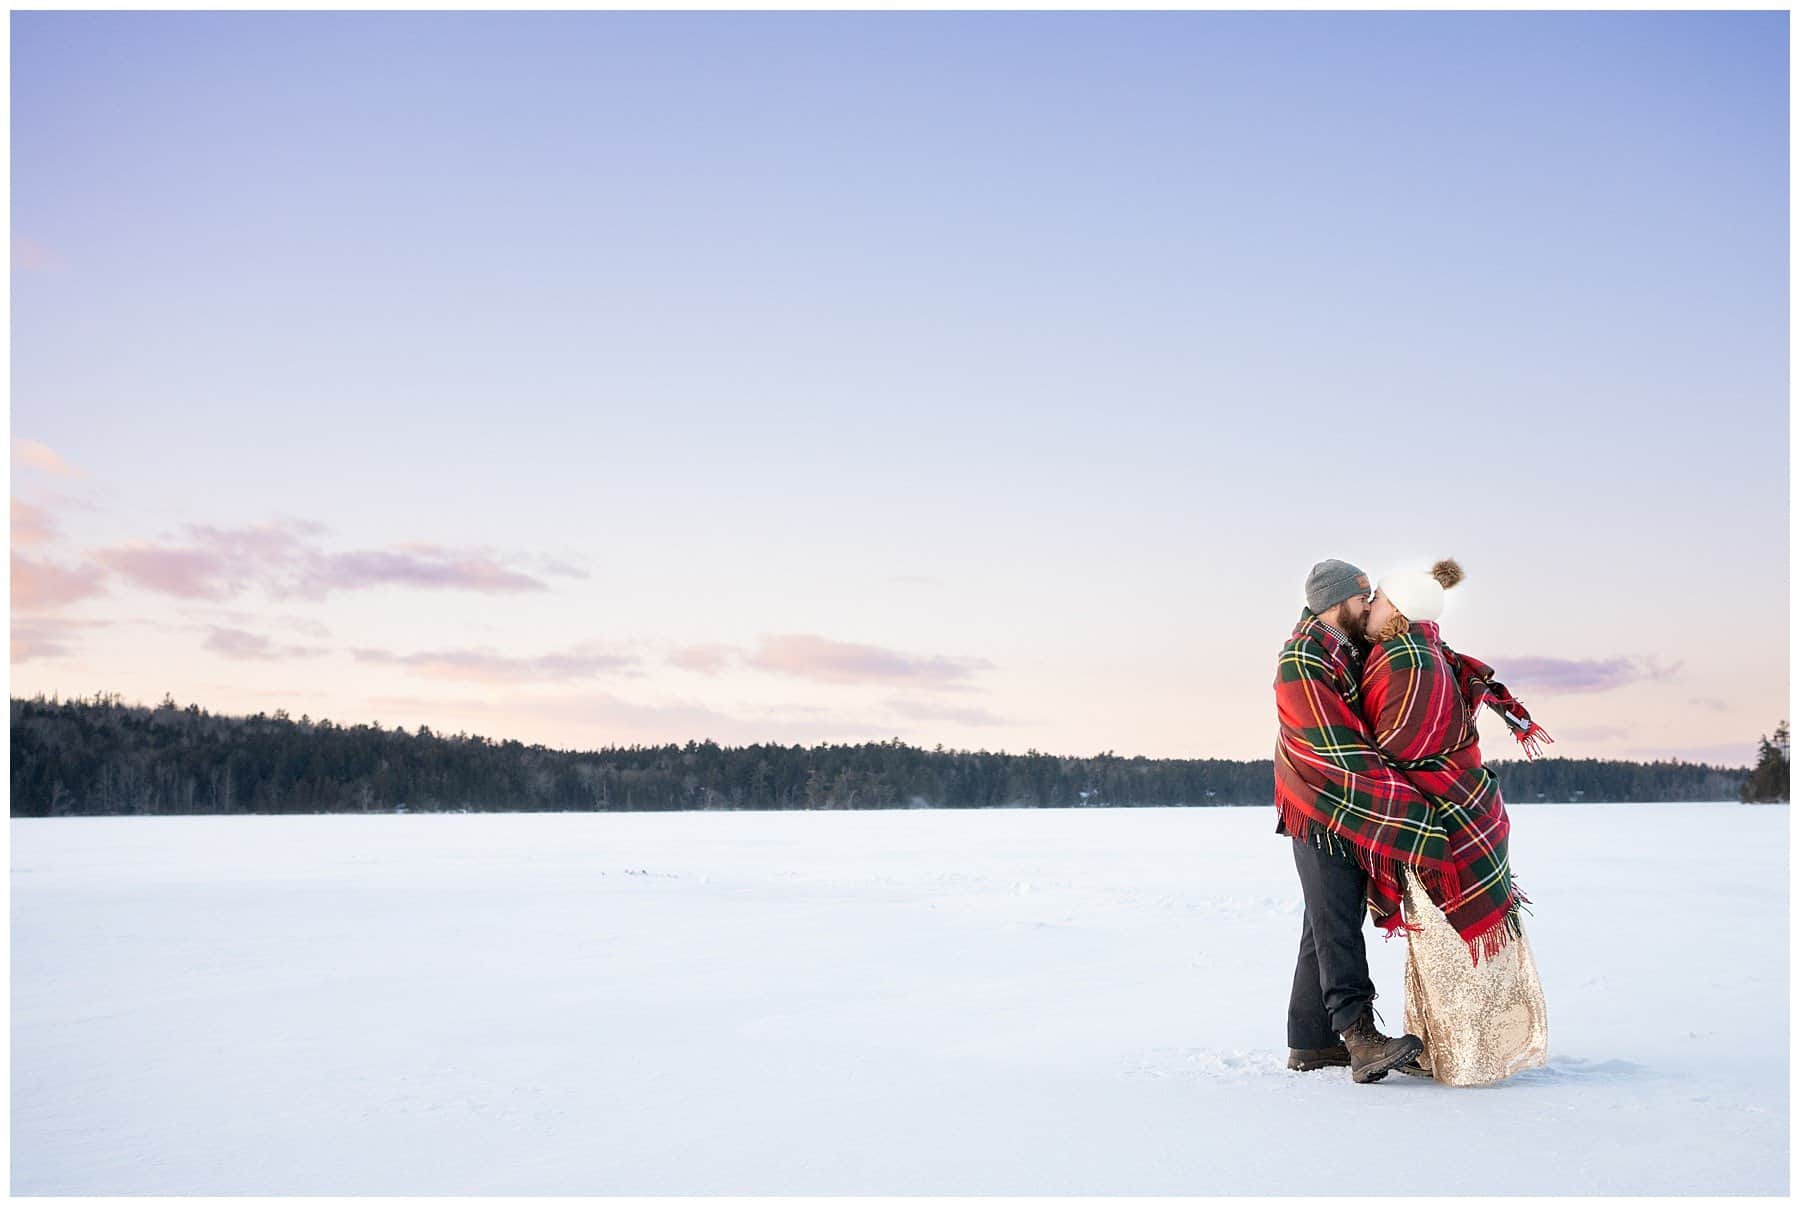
[1273,557,1551,1086]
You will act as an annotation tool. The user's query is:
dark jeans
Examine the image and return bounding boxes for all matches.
[1287,834,1377,1048]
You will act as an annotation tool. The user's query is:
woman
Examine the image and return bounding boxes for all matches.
[1357,558,1551,1086]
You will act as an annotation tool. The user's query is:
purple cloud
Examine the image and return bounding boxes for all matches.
[180,608,333,640]
[88,519,556,602]
[202,626,328,662]
[1498,655,1681,695]
[535,555,591,579]
[290,548,545,598]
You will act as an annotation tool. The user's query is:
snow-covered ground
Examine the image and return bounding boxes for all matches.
[11,802,1788,1195]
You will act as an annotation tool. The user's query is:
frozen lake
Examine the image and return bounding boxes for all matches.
[11,802,1789,1194]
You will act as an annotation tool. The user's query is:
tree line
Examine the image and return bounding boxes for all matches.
[9,691,1760,818]
[1740,720,1790,803]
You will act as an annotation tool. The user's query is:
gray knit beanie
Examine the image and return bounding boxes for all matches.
[1304,558,1371,614]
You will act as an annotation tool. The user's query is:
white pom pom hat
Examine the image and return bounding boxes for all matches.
[1377,559,1464,624]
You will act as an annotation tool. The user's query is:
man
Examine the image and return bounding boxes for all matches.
[1273,558,1435,1084]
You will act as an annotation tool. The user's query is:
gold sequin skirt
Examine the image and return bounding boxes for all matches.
[1400,866,1549,1086]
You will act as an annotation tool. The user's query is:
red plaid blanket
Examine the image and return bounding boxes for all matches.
[1361,620,1547,964]
[1273,609,1462,928]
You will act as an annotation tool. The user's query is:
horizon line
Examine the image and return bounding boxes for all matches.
[11,689,1762,772]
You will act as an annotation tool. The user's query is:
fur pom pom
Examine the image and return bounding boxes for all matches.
[1431,558,1464,590]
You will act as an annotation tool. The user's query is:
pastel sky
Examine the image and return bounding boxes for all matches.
[11,11,1789,764]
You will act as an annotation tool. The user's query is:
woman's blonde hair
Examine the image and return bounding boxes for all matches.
[1371,610,1411,642]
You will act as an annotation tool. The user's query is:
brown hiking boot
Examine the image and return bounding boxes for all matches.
[1287,1042,1352,1071]
[1338,1003,1425,1084]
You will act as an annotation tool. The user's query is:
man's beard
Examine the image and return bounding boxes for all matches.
[1339,608,1369,646]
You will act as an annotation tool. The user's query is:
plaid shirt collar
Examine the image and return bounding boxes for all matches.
[1296,606,1358,664]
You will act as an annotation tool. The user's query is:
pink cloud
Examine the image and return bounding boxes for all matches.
[668,643,738,676]
[11,616,107,663]
[352,642,639,684]
[12,438,81,477]
[745,633,995,687]
[11,553,107,611]
[93,543,238,600]
[1498,655,1681,695]
[180,520,318,563]
[12,499,56,548]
